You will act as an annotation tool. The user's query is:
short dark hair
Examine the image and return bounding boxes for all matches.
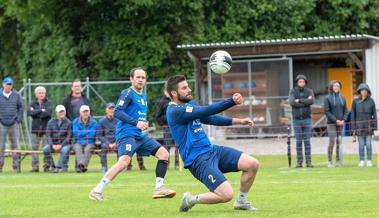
[130,67,146,78]
[72,79,81,86]
[166,75,186,99]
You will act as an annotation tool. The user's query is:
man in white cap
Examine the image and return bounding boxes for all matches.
[43,105,72,173]
[72,105,97,173]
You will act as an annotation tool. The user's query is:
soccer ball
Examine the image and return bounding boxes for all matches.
[209,50,232,74]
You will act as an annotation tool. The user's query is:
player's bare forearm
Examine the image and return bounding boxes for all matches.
[232,117,254,127]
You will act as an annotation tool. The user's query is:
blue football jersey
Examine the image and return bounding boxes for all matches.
[115,88,147,139]
[166,99,235,167]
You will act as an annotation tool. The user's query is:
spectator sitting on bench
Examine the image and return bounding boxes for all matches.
[97,102,118,173]
[43,105,72,173]
[72,105,97,173]
[27,86,52,172]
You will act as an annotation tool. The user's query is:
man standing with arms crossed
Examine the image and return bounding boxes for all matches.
[288,74,315,168]
[166,75,259,212]
[89,68,175,201]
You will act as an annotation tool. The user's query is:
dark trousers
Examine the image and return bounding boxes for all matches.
[293,118,312,164]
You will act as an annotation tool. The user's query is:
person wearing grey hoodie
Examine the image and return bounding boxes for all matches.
[323,80,348,167]
[351,83,377,167]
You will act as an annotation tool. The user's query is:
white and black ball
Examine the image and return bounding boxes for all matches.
[209,50,232,74]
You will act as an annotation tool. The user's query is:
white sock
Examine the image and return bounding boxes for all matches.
[155,177,164,189]
[189,194,201,205]
[237,191,248,203]
[94,177,111,193]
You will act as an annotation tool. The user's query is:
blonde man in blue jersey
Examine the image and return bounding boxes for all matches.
[166,75,259,212]
[89,68,176,201]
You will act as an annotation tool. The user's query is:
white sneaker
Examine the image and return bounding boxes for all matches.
[335,161,342,167]
[233,200,258,211]
[327,161,334,168]
[89,189,105,201]
[367,161,373,167]
[179,192,195,212]
[358,161,365,168]
[152,186,176,199]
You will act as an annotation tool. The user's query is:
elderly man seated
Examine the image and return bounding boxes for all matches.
[72,105,97,173]
[42,105,72,173]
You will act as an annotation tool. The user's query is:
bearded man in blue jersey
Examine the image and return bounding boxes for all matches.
[166,75,259,212]
[89,68,176,201]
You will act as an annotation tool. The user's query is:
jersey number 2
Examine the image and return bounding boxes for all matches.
[208,174,216,184]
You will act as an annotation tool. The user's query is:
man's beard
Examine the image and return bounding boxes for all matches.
[178,93,192,103]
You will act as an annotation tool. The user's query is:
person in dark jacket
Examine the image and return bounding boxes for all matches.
[42,105,72,173]
[0,77,23,173]
[288,74,315,168]
[27,86,53,172]
[97,103,118,173]
[61,79,92,121]
[351,83,377,168]
[72,105,97,173]
[155,90,180,170]
[323,80,348,168]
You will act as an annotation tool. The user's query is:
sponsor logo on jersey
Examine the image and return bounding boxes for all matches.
[186,106,193,113]
[137,111,146,116]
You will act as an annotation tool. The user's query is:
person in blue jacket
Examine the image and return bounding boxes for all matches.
[166,75,260,212]
[72,105,97,173]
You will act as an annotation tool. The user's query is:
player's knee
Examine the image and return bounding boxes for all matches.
[118,161,129,169]
[220,190,234,203]
[245,158,259,172]
[156,147,169,160]
[117,157,130,169]
[251,159,259,171]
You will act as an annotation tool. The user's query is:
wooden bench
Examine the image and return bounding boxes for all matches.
[5,137,175,161]
[5,149,104,161]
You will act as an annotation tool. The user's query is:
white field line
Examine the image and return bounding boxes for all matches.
[1,179,379,189]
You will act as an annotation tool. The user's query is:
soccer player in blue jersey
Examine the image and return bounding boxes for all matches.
[89,68,176,201]
[166,75,259,212]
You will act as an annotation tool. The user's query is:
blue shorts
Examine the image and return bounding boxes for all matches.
[188,145,242,192]
[117,135,161,157]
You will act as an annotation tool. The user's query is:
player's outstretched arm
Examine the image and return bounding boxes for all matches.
[232,117,254,127]
[169,93,244,123]
[171,98,235,123]
[199,93,245,126]
[200,115,232,126]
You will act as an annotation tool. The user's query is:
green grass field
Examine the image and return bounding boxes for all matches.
[0,154,378,218]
